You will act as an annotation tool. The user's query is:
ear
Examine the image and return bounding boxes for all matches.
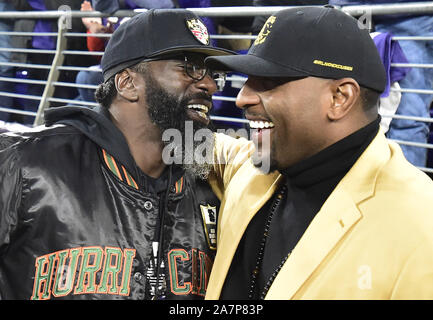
[114,69,139,102]
[327,78,360,121]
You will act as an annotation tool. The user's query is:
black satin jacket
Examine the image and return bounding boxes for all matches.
[0,108,220,300]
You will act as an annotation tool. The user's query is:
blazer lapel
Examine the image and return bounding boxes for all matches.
[265,187,362,299]
[206,169,282,299]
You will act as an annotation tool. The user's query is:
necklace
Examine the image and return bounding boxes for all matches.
[260,253,291,299]
[248,185,290,299]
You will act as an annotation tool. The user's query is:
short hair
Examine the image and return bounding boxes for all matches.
[94,61,149,109]
[359,86,381,115]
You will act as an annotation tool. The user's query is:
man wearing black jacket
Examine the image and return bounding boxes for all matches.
[0,9,232,300]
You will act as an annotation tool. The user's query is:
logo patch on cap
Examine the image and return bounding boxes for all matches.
[313,59,353,71]
[254,16,276,45]
[186,18,209,45]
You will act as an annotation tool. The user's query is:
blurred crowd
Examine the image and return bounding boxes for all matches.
[0,0,432,170]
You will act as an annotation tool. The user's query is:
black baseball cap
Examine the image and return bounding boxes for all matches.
[205,6,386,93]
[101,9,235,81]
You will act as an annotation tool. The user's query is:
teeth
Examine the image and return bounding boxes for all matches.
[187,104,209,113]
[196,111,207,119]
[249,120,275,129]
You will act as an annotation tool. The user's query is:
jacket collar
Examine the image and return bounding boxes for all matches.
[100,148,186,196]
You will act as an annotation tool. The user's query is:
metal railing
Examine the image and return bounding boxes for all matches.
[0,4,432,172]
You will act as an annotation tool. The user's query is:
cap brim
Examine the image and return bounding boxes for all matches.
[149,45,237,58]
[103,45,236,81]
[205,53,310,77]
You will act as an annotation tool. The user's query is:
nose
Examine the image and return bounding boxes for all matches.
[195,73,218,96]
[236,78,261,109]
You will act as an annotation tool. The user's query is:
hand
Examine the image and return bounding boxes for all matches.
[81,0,103,30]
[87,23,111,34]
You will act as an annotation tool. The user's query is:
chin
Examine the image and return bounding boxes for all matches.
[252,150,277,174]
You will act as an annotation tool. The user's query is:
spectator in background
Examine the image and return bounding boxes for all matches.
[210,0,254,52]
[9,0,94,124]
[370,31,410,134]
[0,0,15,122]
[81,1,112,59]
[75,0,111,103]
[329,0,433,168]
[9,0,52,124]
[251,0,329,35]
[92,0,175,14]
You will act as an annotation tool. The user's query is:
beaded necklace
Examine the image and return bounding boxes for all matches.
[248,185,291,299]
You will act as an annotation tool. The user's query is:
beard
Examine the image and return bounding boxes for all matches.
[144,73,215,180]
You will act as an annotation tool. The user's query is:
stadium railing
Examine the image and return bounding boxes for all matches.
[0,3,432,173]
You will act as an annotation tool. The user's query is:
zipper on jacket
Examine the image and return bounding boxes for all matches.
[153,165,173,300]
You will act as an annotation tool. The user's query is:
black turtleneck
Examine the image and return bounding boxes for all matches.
[220,117,380,300]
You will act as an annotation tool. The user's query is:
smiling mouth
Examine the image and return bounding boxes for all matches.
[249,120,275,129]
[187,104,210,123]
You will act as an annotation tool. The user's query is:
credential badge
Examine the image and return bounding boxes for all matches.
[200,204,217,250]
[186,18,210,45]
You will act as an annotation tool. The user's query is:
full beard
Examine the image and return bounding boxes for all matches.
[144,74,215,180]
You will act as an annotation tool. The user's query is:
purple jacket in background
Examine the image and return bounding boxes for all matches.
[27,0,55,49]
[372,32,410,98]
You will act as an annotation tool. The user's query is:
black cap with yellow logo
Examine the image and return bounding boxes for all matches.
[101,9,235,82]
[205,6,386,93]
